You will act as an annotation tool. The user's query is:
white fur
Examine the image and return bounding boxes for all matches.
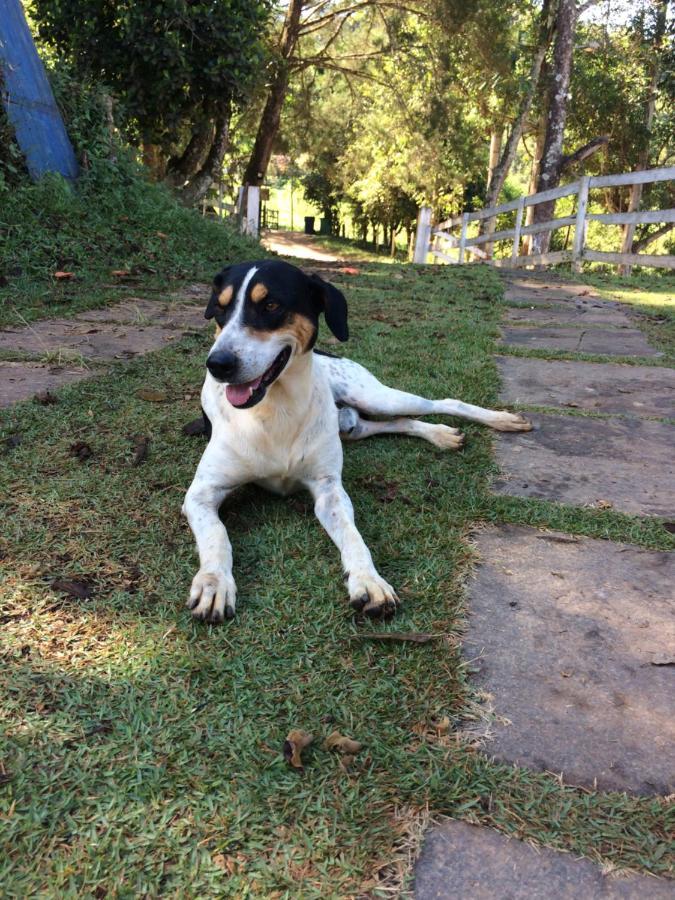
[182,284,531,621]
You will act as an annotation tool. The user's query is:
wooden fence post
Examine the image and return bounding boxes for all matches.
[572,175,589,274]
[511,197,525,267]
[241,186,260,237]
[458,213,469,264]
[413,206,432,263]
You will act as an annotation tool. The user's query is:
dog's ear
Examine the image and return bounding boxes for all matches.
[204,267,232,320]
[309,273,349,342]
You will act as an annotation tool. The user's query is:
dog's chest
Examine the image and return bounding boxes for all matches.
[211,383,339,488]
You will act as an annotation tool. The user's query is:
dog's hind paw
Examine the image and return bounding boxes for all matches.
[490,411,533,432]
[349,572,399,620]
[187,569,237,623]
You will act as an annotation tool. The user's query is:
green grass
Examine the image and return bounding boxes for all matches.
[0,164,262,329]
[1,263,673,896]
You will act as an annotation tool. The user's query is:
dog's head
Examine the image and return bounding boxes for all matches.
[203,259,348,409]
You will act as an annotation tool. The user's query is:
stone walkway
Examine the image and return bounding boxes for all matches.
[415,270,674,896]
[0,292,207,407]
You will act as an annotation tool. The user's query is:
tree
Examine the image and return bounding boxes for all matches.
[32,0,271,203]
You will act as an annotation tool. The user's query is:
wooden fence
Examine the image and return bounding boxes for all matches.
[413,166,675,272]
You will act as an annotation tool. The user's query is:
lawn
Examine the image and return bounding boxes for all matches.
[1,262,673,896]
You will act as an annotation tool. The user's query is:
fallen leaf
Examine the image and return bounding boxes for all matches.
[156,231,169,239]
[435,716,451,735]
[137,389,169,402]
[283,729,313,770]
[340,267,361,275]
[50,577,95,600]
[0,773,14,786]
[3,434,22,453]
[349,632,440,644]
[650,655,674,667]
[54,271,74,280]
[111,270,131,277]
[662,522,675,534]
[69,441,93,461]
[34,390,58,405]
[182,416,207,437]
[339,754,356,771]
[130,435,150,466]
[596,499,613,509]
[323,731,362,754]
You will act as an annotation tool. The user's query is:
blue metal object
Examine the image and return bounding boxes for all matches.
[0,0,78,181]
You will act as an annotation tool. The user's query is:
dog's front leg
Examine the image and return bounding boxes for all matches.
[182,454,238,623]
[307,476,398,619]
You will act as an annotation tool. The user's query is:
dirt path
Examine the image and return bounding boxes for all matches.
[260,230,342,262]
[414,270,675,897]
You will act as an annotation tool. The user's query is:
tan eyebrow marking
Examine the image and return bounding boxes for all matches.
[217,285,233,306]
[250,282,268,303]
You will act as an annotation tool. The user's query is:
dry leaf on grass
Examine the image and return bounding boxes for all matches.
[283,730,314,770]
[69,441,93,462]
[34,390,58,405]
[50,578,95,600]
[136,389,169,402]
[130,435,150,466]
[323,731,362,754]
[53,271,74,280]
[182,416,207,437]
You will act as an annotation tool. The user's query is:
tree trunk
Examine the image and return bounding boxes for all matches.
[484,127,503,258]
[523,113,547,254]
[481,0,556,221]
[531,0,578,256]
[619,0,668,275]
[243,0,304,187]
[166,120,216,188]
[142,143,166,181]
[177,109,231,207]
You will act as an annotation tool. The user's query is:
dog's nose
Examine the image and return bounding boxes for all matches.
[206,349,238,381]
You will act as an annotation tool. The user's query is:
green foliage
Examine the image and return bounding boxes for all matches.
[30,0,272,149]
[0,157,261,326]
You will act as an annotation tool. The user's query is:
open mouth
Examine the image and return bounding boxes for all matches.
[225,346,292,409]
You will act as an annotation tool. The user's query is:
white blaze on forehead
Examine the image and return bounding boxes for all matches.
[212,265,258,351]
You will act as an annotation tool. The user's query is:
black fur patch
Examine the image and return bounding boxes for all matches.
[205,260,349,344]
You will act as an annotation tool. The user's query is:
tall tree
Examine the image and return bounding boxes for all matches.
[619,0,670,274]
[32,0,271,203]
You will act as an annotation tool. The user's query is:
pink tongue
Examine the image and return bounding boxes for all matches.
[226,375,263,408]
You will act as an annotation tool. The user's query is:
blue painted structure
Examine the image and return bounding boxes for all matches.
[0,0,78,181]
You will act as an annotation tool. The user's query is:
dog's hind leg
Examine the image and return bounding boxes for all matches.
[327,357,531,432]
[338,406,464,450]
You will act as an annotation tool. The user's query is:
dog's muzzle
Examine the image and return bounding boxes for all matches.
[206,349,238,382]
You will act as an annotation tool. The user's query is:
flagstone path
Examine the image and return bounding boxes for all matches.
[0,292,207,407]
[414,270,674,896]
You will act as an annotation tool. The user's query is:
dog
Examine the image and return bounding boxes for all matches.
[182,259,531,623]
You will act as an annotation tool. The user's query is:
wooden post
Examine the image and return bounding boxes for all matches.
[413,206,432,263]
[572,175,589,274]
[241,186,260,236]
[511,197,525,266]
[458,213,469,264]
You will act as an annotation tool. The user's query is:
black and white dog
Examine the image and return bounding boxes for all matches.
[182,259,531,623]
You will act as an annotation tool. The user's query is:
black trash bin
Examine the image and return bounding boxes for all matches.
[304,216,315,235]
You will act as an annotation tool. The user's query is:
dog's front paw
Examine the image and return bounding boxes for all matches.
[187,569,237,623]
[348,571,398,619]
[491,411,533,432]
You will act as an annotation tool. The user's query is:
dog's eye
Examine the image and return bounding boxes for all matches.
[264,301,280,312]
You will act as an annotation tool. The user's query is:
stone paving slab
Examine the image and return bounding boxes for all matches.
[504,279,603,306]
[505,304,634,328]
[496,356,675,419]
[500,325,661,357]
[414,820,675,898]
[493,413,674,516]
[463,525,675,795]
[0,321,186,360]
[76,298,204,329]
[0,361,90,407]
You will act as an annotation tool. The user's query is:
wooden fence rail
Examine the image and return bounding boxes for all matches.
[413,166,675,272]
